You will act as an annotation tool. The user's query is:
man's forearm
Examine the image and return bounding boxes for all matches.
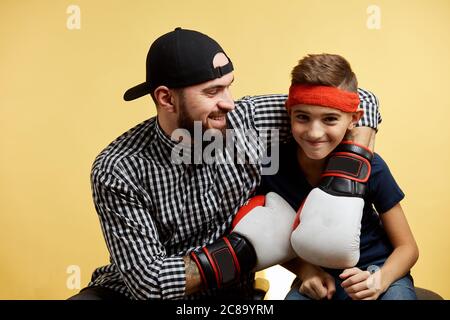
[347,127,376,152]
[183,255,203,296]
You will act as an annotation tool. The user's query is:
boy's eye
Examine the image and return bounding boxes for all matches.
[324,116,338,123]
[295,114,309,122]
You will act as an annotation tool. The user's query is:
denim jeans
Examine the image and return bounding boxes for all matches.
[285,258,417,300]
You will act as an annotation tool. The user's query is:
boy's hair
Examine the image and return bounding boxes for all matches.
[291,54,358,93]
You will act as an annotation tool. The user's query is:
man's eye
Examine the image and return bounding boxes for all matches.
[205,89,219,96]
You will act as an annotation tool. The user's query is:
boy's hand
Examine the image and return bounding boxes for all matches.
[340,267,383,300]
[299,264,336,300]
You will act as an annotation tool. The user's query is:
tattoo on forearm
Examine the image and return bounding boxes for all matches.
[344,130,355,141]
[184,256,202,295]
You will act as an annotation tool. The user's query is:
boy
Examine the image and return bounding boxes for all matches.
[259,54,419,300]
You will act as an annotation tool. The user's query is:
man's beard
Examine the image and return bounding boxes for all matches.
[177,100,228,137]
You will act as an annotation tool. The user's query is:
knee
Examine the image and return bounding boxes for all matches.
[284,288,311,300]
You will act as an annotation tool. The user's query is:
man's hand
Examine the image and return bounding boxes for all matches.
[190,232,256,291]
[340,267,383,300]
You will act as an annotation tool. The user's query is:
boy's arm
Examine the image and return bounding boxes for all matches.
[378,203,419,292]
[340,203,418,299]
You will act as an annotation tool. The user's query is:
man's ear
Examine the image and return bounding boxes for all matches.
[348,109,364,130]
[154,86,176,113]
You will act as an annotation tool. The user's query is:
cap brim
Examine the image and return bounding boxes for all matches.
[123,82,151,101]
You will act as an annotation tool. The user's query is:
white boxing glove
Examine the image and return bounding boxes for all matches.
[291,188,363,268]
[232,192,297,271]
[291,141,373,269]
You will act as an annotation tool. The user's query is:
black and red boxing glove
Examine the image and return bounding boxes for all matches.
[190,232,256,290]
[320,141,373,197]
[190,192,296,290]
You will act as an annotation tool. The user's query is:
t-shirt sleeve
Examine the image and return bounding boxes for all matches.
[368,153,405,214]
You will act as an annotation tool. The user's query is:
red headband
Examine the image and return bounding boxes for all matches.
[286,84,360,112]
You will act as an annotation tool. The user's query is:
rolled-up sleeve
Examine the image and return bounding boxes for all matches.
[91,168,186,300]
[357,88,382,130]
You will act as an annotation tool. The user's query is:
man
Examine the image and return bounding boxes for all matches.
[69,28,380,300]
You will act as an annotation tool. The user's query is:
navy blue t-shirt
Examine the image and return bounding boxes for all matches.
[258,140,405,272]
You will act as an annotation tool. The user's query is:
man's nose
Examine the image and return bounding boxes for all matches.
[218,88,235,111]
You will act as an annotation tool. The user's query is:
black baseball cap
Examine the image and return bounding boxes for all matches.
[123,27,234,101]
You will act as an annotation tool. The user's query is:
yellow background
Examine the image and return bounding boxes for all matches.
[1,0,449,299]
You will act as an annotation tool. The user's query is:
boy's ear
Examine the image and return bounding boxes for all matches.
[154,86,176,113]
[348,109,364,130]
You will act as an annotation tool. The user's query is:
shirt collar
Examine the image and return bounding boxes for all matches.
[155,118,194,162]
[155,118,178,149]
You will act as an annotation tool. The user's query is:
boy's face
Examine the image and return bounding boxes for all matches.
[290,104,359,160]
